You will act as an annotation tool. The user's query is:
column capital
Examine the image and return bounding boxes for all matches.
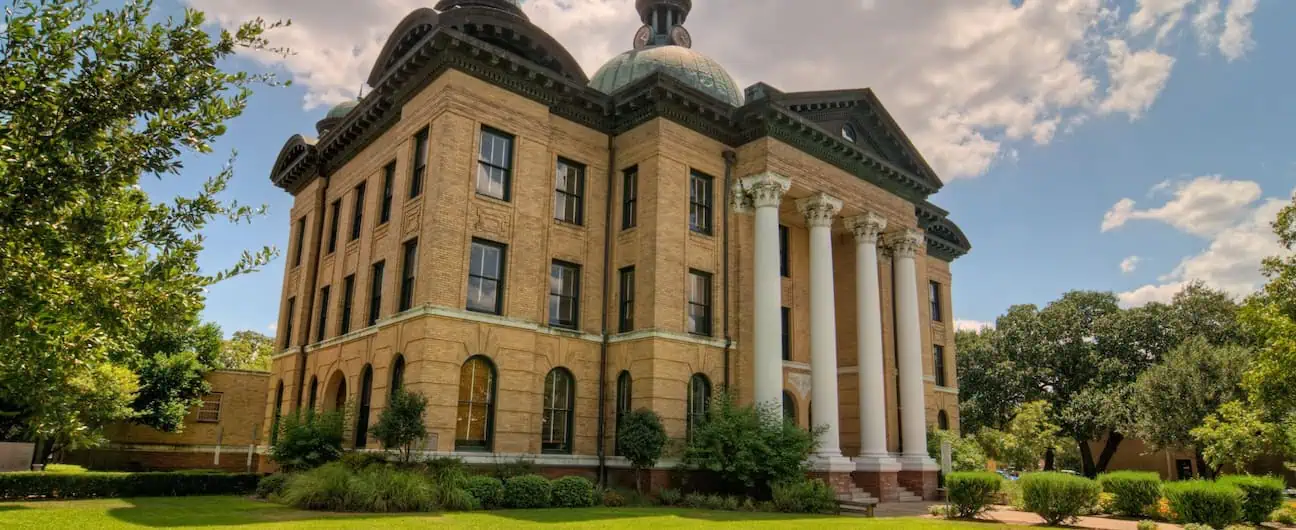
[845,212,888,244]
[737,171,791,210]
[796,192,842,228]
[885,229,925,258]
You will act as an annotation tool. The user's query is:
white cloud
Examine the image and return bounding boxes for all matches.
[1219,0,1259,60]
[183,0,1262,181]
[1100,175,1263,236]
[955,319,995,332]
[1128,0,1196,41]
[1120,256,1143,274]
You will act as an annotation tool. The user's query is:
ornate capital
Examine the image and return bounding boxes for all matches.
[885,229,925,259]
[738,172,791,209]
[845,212,888,244]
[730,180,754,213]
[796,192,842,228]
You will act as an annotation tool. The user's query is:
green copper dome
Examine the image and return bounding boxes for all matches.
[326,100,358,119]
[589,45,743,107]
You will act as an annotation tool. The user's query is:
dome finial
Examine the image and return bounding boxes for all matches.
[632,0,693,49]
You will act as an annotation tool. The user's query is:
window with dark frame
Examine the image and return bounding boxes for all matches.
[937,410,950,431]
[614,371,631,456]
[468,240,506,315]
[456,356,496,451]
[315,285,330,342]
[618,266,635,333]
[399,239,418,312]
[541,368,575,454]
[270,382,284,445]
[548,261,580,329]
[380,162,395,224]
[340,275,355,335]
[355,365,374,448]
[350,182,366,241]
[282,297,296,349]
[781,307,791,361]
[689,171,713,235]
[934,344,948,387]
[779,225,790,277]
[368,261,384,326]
[554,158,584,225]
[476,127,513,200]
[929,281,943,322]
[409,128,429,198]
[782,391,796,423]
[327,199,341,254]
[687,270,713,336]
[686,374,711,441]
[196,393,222,423]
[307,377,318,411]
[621,167,638,230]
[293,218,305,267]
[390,354,405,398]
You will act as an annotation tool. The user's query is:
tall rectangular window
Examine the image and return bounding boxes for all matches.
[350,182,366,241]
[399,239,418,312]
[618,266,635,333]
[779,225,790,277]
[340,275,355,335]
[549,261,580,329]
[621,167,638,230]
[689,171,713,235]
[476,127,513,200]
[934,344,948,387]
[554,158,584,225]
[326,199,341,254]
[315,285,330,342]
[368,261,385,326]
[781,307,791,361]
[409,127,429,198]
[282,297,296,349]
[468,239,506,315]
[687,270,713,336]
[380,161,395,224]
[292,218,306,267]
[929,281,943,322]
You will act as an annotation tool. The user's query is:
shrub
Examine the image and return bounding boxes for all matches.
[945,472,1002,518]
[1098,471,1162,517]
[44,464,86,474]
[601,488,626,507]
[256,473,289,499]
[618,408,667,493]
[339,451,389,472]
[929,504,952,517]
[345,466,438,512]
[770,478,838,514]
[928,428,989,472]
[278,463,353,511]
[1182,524,1213,530]
[0,471,258,500]
[1218,475,1285,524]
[1019,472,1101,526]
[370,390,429,464]
[680,392,820,496]
[551,476,595,508]
[1273,507,1295,525]
[720,495,740,511]
[438,486,479,512]
[1136,520,1157,530]
[423,458,468,490]
[465,475,503,509]
[271,410,344,472]
[681,492,708,509]
[502,474,551,509]
[658,487,682,506]
[1163,480,1243,529]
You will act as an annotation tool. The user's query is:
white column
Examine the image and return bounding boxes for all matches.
[797,193,854,472]
[846,213,900,472]
[739,172,789,409]
[888,229,937,469]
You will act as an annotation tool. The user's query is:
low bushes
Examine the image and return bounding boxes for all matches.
[1136,520,1157,530]
[1217,475,1285,525]
[277,462,477,513]
[1163,480,1243,529]
[1097,471,1162,517]
[502,474,551,509]
[945,472,1002,518]
[0,470,259,500]
[465,475,503,509]
[1019,472,1101,526]
[256,473,289,499]
[769,478,837,514]
[551,476,595,508]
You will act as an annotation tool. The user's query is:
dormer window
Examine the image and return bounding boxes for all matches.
[841,124,857,143]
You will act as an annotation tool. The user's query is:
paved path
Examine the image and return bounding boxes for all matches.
[874,503,1183,529]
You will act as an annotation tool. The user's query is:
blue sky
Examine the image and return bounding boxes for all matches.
[146,0,1294,336]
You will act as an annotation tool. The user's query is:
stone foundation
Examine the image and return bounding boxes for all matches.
[808,470,857,497]
[898,469,939,500]
[853,470,900,501]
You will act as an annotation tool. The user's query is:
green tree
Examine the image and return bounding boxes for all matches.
[370,390,429,464]
[271,410,345,472]
[1132,337,1250,478]
[928,428,988,472]
[679,392,822,497]
[974,401,1064,471]
[955,325,1030,434]
[1191,401,1282,475]
[219,330,275,372]
[130,320,223,432]
[0,0,282,452]
[617,409,667,493]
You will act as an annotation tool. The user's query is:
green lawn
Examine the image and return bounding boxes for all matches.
[0,496,1013,529]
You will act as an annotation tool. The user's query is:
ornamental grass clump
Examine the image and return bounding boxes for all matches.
[1097,471,1162,517]
[945,472,1002,518]
[1163,480,1243,529]
[1019,472,1101,526]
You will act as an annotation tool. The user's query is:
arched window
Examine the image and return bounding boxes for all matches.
[390,354,406,398]
[456,356,496,451]
[841,123,857,143]
[937,410,950,431]
[270,380,284,444]
[782,391,797,424]
[614,371,632,456]
[332,373,347,413]
[307,376,319,412]
[542,368,575,454]
[686,374,711,441]
[355,364,374,448]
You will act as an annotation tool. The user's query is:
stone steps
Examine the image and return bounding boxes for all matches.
[896,487,924,502]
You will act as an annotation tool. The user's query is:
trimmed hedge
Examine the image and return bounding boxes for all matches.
[256,473,289,499]
[502,474,551,509]
[550,476,595,508]
[770,478,838,514]
[945,472,1002,518]
[1019,472,1101,526]
[1163,480,1243,529]
[465,475,504,509]
[0,471,259,500]
[1217,475,1285,525]
[1097,471,1162,517]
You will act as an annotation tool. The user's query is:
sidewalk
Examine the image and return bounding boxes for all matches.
[876,503,1183,529]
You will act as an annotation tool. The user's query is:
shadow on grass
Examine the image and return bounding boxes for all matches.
[0,505,32,513]
[105,496,414,528]
[491,507,840,524]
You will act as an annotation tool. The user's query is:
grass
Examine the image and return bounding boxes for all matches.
[0,495,1015,529]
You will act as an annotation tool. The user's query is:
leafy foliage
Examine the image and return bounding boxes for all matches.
[1163,480,1244,529]
[1096,471,1161,517]
[973,401,1064,472]
[218,331,274,372]
[944,472,1002,518]
[0,471,258,500]
[550,476,596,508]
[502,474,551,509]
[464,475,503,509]
[617,408,667,493]
[1217,475,1286,525]
[279,463,438,512]
[1019,472,1101,526]
[769,478,838,514]
[270,411,345,472]
[679,392,821,496]
[255,473,289,499]
[370,390,428,464]
[1191,401,1282,474]
[927,428,988,472]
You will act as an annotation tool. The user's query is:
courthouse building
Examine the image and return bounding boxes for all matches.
[266,0,970,501]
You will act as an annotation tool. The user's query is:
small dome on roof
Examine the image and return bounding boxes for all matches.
[326,99,359,120]
[589,45,743,107]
